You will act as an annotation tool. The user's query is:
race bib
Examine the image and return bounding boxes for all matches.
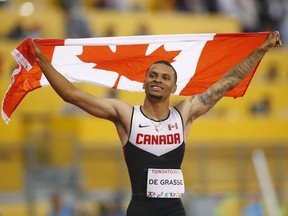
[147,168,185,198]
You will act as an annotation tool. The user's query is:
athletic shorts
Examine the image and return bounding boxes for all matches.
[126,195,186,216]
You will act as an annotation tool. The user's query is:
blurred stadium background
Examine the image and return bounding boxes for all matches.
[0,0,287,215]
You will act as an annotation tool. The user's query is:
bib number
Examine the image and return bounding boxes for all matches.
[147,168,185,198]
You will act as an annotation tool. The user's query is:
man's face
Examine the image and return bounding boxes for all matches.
[143,63,177,100]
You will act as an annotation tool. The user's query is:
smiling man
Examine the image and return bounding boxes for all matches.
[33,32,281,216]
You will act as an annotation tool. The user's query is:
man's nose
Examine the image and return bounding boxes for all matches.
[154,76,162,83]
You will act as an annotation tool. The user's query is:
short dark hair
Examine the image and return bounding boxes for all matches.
[148,60,177,83]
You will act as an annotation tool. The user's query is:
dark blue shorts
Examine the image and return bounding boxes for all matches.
[127,195,186,216]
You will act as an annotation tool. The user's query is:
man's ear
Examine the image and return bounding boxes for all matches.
[172,84,177,94]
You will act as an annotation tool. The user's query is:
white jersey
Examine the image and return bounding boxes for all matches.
[128,105,184,156]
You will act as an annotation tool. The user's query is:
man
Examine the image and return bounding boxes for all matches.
[34,32,281,216]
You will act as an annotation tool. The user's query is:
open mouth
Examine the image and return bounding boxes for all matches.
[150,84,164,90]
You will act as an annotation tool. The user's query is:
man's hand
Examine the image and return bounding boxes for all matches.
[31,40,44,63]
[260,31,282,52]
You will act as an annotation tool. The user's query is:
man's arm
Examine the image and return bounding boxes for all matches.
[34,42,132,122]
[186,31,282,119]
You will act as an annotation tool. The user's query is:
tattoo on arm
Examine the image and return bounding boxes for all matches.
[198,85,226,109]
[189,95,196,103]
[197,47,265,110]
[226,56,254,80]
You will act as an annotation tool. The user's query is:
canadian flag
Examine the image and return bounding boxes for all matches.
[1,32,270,124]
[168,123,178,131]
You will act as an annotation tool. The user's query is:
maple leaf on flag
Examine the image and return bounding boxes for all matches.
[77,44,181,88]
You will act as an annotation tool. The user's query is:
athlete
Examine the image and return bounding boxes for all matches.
[33,32,281,216]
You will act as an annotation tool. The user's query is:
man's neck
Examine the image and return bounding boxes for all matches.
[142,97,170,121]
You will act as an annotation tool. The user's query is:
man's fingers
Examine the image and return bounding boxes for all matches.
[276,39,282,47]
[31,40,42,57]
[273,31,282,47]
[31,40,37,47]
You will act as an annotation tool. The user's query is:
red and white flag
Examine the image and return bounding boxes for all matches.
[1,32,270,124]
[168,123,178,131]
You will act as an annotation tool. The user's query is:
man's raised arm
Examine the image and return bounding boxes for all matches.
[33,42,131,122]
[192,31,282,118]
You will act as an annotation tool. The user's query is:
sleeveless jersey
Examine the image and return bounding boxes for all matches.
[123,105,185,198]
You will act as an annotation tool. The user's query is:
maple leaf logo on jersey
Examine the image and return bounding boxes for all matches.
[77,44,181,88]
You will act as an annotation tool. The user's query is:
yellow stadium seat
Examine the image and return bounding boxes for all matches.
[0,146,24,191]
